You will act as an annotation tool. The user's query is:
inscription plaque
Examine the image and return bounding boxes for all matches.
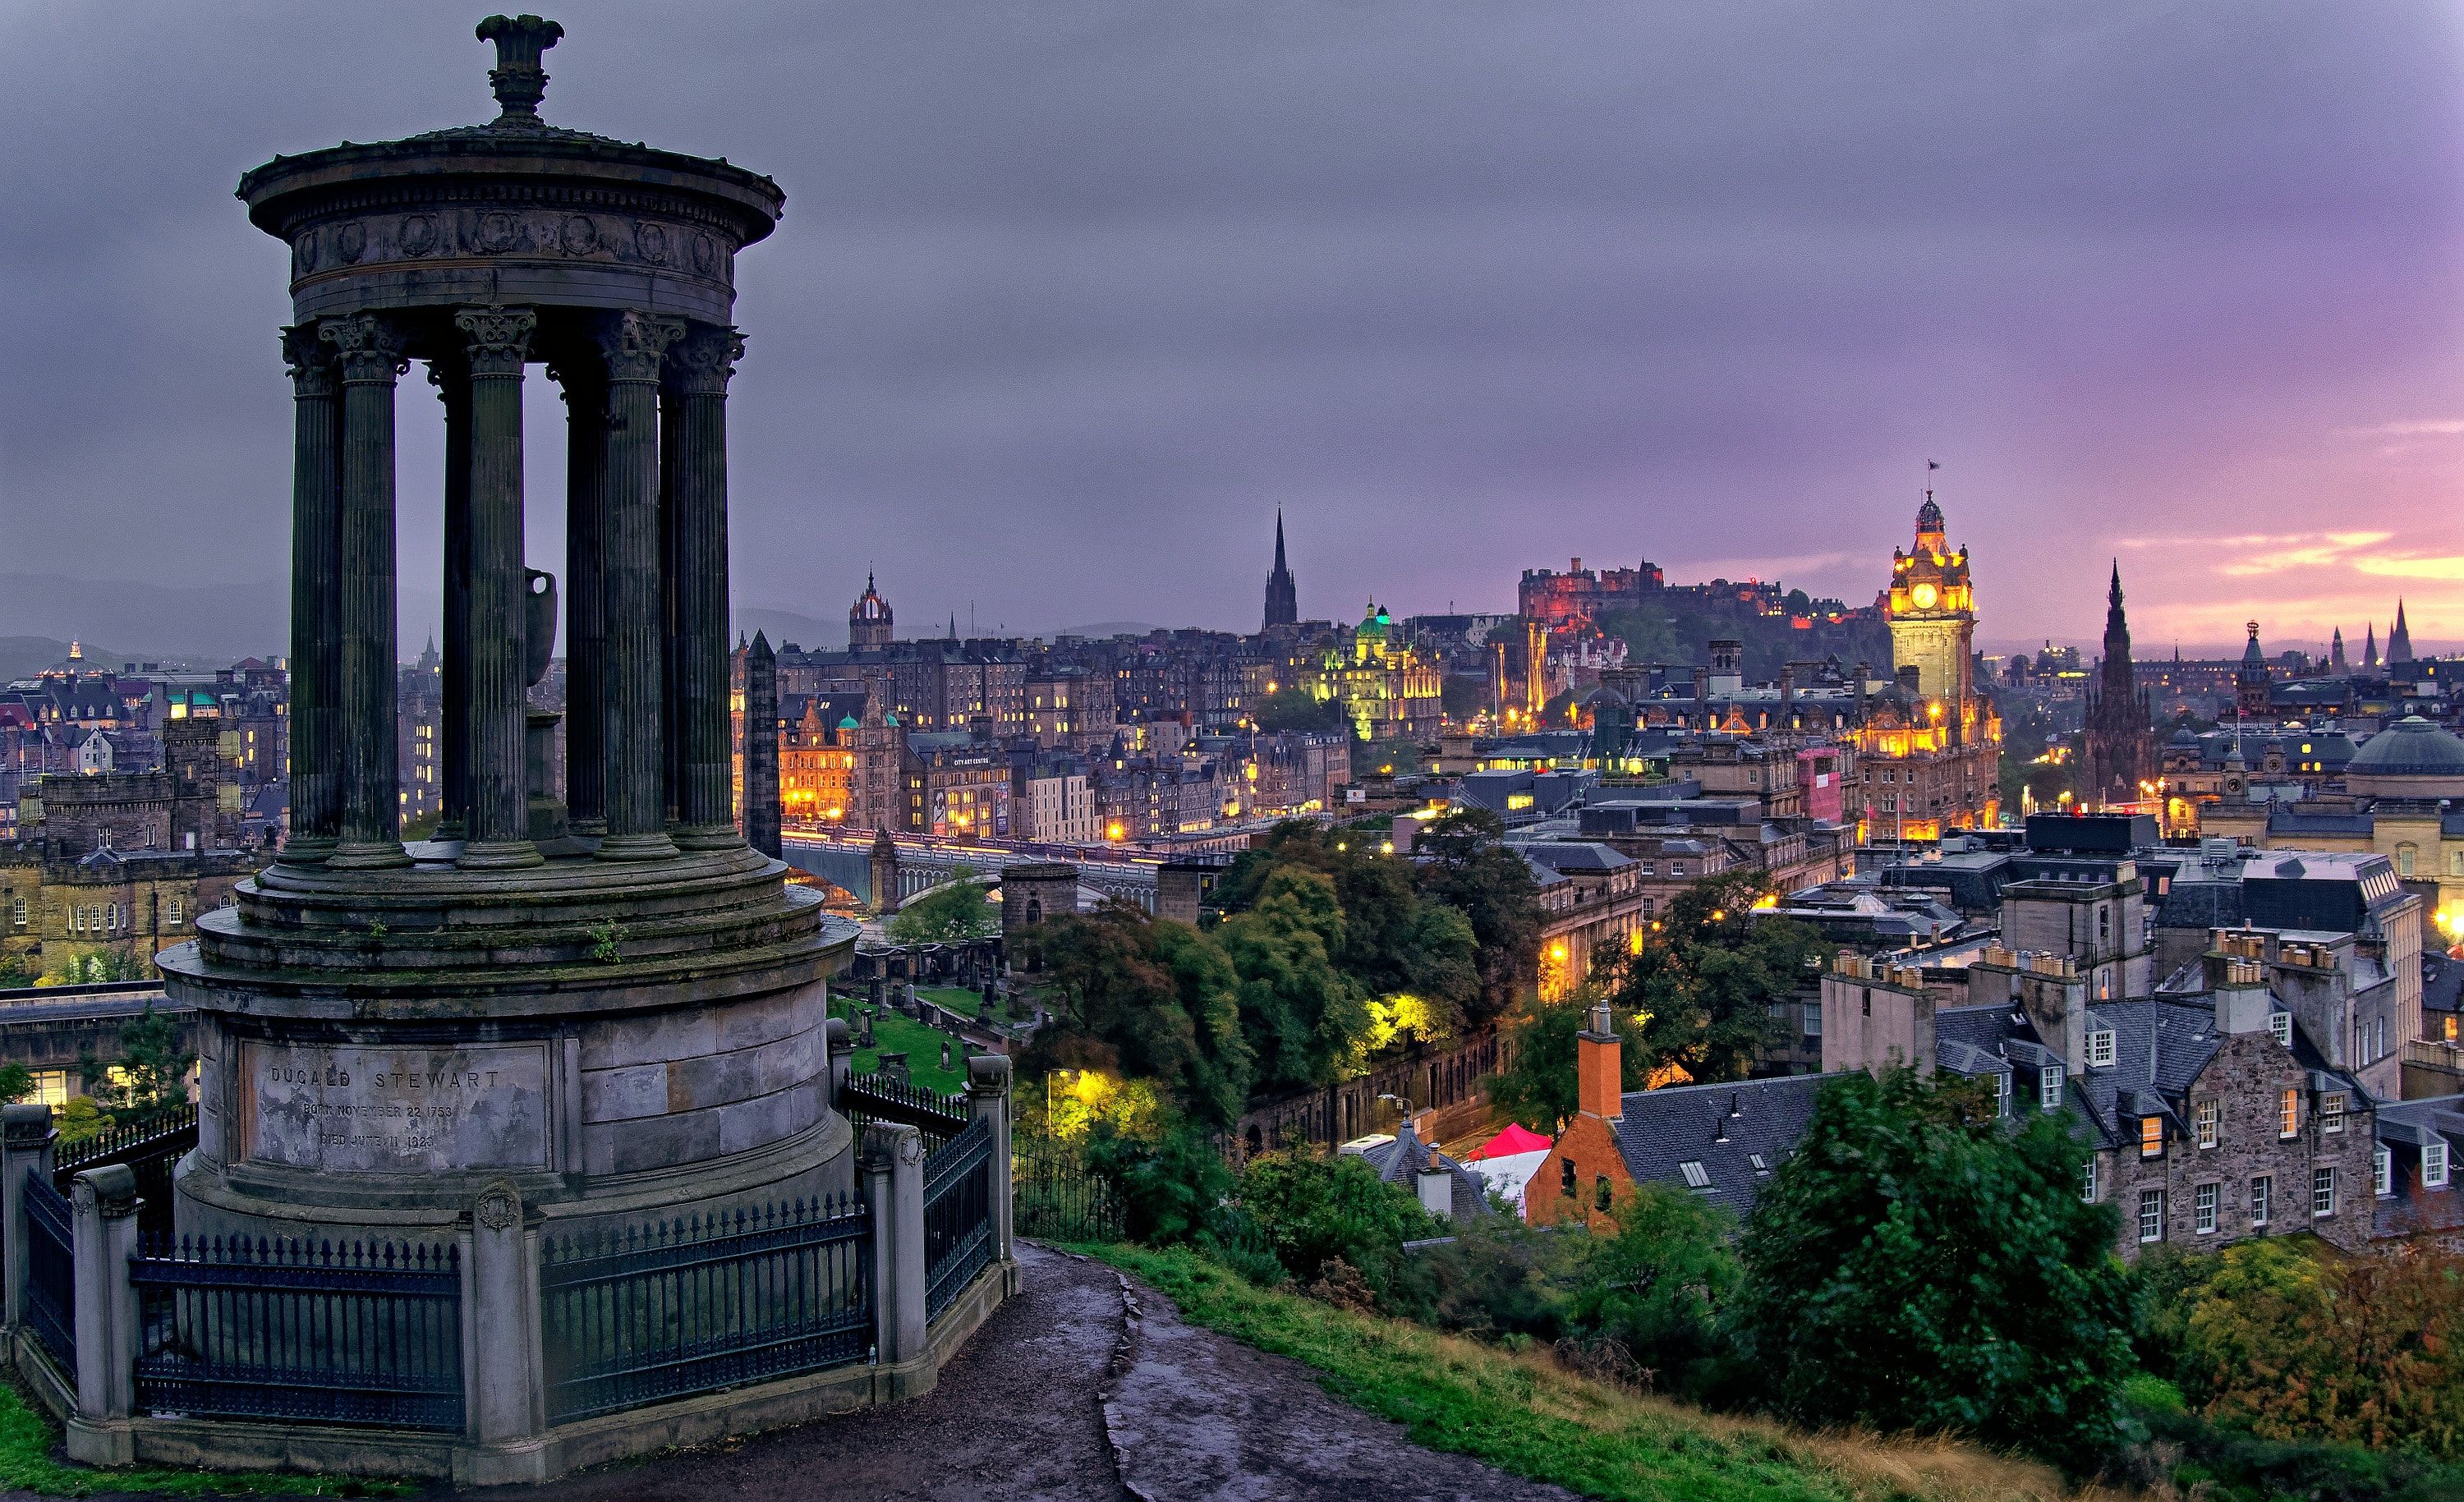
[243,1041,549,1173]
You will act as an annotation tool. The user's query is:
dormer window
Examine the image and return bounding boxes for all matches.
[2430,1141,2452,1189]
[2140,1116,2163,1157]
[2320,1093,2347,1135]
[2086,1030,2115,1068]
[2268,1012,2293,1050]
[2039,1066,2062,1111]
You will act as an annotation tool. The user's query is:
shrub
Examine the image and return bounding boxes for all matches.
[1083,1121,1234,1247]
[1234,1148,1437,1293]
[1726,1068,2134,1472]
[1565,1183,1737,1395]
[2178,1238,2464,1459]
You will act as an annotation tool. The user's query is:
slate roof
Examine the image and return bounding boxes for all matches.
[1355,1120,1492,1221]
[2374,1094,2464,1241]
[2425,952,2463,1022]
[1930,995,2365,1152]
[1607,1073,1845,1220]
[1518,841,1634,875]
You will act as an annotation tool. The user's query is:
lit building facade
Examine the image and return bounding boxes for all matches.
[1303,602,1443,743]
[1856,493,2002,839]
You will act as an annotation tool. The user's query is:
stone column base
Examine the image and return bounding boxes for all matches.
[62,1417,135,1467]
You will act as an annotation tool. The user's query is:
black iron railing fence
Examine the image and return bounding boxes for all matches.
[57,1103,195,1243]
[1013,1132,1125,1244]
[840,1075,968,1155]
[539,1195,873,1424]
[22,1170,76,1380]
[130,1236,463,1431]
[922,1117,994,1324]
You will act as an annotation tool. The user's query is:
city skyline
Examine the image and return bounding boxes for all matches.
[4,2,2462,654]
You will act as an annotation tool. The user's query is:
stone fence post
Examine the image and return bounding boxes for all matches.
[64,1164,139,1464]
[825,1016,850,1110]
[458,1180,548,1485]
[966,1054,1014,1270]
[2,1103,55,1331]
[862,1123,924,1375]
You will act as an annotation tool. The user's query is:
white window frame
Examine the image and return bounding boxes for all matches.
[2140,1115,2163,1158]
[2251,1174,2271,1228]
[2195,1098,2219,1150]
[2377,1146,2395,1197]
[2312,1166,2337,1219]
[2195,1182,2218,1235]
[2429,1141,2452,1190]
[2086,1029,2115,1068]
[2322,1093,2346,1134]
[1994,1072,2012,1118]
[2082,1156,2099,1203]
[2039,1065,2062,1111]
[2278,1089,2299,1141]
[2269,1012,2293,1049]
[2139,1187,2165,1243]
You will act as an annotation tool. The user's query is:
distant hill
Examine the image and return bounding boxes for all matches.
[0,574,284,664]
[0,636,149,684]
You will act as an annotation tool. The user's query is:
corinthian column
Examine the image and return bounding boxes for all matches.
[666,324,747,849]
[592,310,684,861]
[319,312,411,870]
[553,358,609,838]
[433,357,471,843]
[278,326,341,866]
[453,305,543,868]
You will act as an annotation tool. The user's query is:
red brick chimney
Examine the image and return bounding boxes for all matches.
[1577,1000,1624,1121]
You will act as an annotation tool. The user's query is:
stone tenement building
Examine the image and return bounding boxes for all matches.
[1823,945,2379,1258]
[1,715,257,975]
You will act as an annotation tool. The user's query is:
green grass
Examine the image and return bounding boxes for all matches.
[0,1377,403,1496]
[830,999,971,1095]
[917,985,1028,1027]
[1075,1243,2107,1502]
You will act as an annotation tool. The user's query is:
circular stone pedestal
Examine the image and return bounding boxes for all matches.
[159,842,857,1245]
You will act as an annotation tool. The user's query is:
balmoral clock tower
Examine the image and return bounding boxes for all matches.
[1887,491,1975,720]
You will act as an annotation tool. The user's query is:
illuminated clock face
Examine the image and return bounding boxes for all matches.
[1910,582,1940,610]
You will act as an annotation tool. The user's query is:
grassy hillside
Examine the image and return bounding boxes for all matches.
[1083,1242,2125,1502]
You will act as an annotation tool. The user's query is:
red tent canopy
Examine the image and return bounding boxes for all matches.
[1464,1123,1552,1160]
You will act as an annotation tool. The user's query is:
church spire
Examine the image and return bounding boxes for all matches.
[2391,598,2414,664]
[1262,508,1299,631]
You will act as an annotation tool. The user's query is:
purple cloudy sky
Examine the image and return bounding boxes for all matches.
[3,1,2462,657]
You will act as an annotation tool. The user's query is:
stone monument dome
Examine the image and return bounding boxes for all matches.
[164,16,857,1246]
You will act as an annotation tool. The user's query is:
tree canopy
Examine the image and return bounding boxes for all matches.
[1593,870,1822,1086]
[886,867,1000,945]
[1409,809,1542,1029]
[1027,902,1253,1127]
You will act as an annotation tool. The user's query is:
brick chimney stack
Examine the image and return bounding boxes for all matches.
[1577,1000,1624,1121]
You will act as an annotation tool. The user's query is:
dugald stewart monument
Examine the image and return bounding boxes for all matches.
[0,17,1013,1484]
[184,10,852,1245]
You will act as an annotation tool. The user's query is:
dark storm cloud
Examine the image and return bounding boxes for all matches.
[3,1,2460,653]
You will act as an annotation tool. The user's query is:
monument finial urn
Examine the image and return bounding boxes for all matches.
[476,14,563,123]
